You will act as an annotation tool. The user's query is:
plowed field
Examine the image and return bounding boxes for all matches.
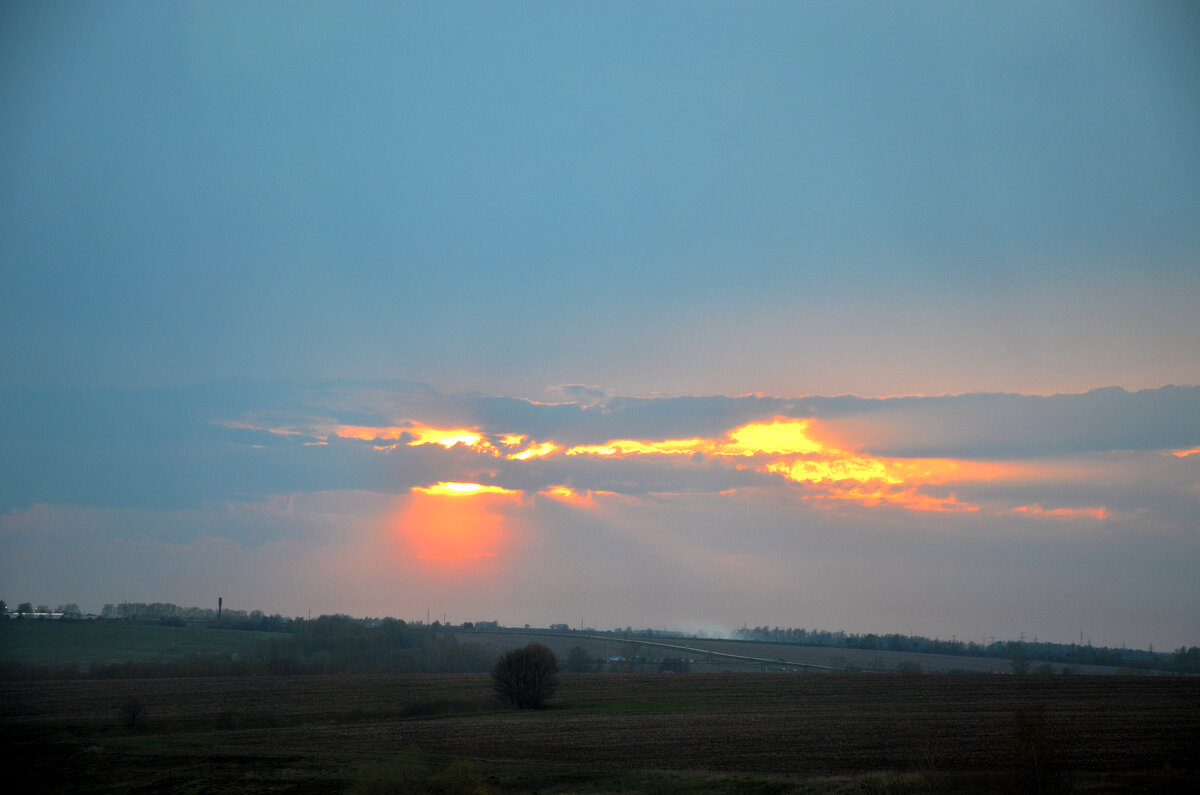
[4,673,1198,792]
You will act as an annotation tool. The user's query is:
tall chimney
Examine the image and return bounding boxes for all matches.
[218,596,222,620]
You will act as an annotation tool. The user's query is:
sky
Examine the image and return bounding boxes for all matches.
[2,1,1198,650]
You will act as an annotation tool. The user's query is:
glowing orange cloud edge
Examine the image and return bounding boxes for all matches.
[1013,504,1108,520]
[413,482,521,497]
[232,415,1111,517]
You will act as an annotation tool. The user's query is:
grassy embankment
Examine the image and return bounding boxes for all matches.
[0,619,280,672]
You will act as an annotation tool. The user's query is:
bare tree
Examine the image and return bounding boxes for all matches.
[492,643,559,709]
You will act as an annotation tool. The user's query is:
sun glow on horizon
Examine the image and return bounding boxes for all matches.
[392,485,520,572]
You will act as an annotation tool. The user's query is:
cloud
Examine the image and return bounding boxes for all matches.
[811,386,1200,459]
[3,381,1197,520]
[544,384,609,406]
[3,379,1197,648]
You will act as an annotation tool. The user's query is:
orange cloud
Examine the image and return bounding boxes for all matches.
[254,413,1020,516]
[806,484,979,513]
[558,417,996,512]
[413,482,521,497]
[1013,504,1108,520]
[335,424,488,450]
[565,438,712,456]
[537,485,597,505]
[540,485,579,499]
[725,418,824,455]
[768,456,896,484]
[508,441,558,460]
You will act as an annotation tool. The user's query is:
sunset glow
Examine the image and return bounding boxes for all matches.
[413,482,520,497]
[768,456,897,485]
[726,418,824,455]
[392,483,521,571]
[1014,504,1109,520]
[507,441,558,460]
[541,486,579,499]
[5,0,1198,664]
[331,424,410,441]
[554,417,996,512]
[402,427,485,449]
[234,413,1046,515]
[329,424,487,449]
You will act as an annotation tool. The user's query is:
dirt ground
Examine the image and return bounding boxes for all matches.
[4,673,1198,793]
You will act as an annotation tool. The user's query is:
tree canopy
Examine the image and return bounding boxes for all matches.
[492,643,559,709]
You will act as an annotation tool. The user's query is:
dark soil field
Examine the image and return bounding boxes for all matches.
[4,673,1198,793]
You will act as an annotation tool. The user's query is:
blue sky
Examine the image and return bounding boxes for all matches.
[2,2,1197,648]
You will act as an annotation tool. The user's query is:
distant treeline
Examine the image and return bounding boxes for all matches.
[283,614,496,674]
[8,600,1197,676]
[98,601,290,631]
[1,614,496,679]
[733,625,1200,674]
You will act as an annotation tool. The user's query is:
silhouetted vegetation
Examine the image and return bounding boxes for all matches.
[492,643,559,709]
[1169,646,1200,674]
[5,596,1197,676]
[0,613,495,678]
[287,615,495,673]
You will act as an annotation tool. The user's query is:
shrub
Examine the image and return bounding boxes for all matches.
[491,643,559,709]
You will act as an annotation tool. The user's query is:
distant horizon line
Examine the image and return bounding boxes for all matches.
[25,599,1187,658]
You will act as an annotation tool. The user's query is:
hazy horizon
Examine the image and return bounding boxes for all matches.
[33,586,1179,655]
[3,3,1197,652]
